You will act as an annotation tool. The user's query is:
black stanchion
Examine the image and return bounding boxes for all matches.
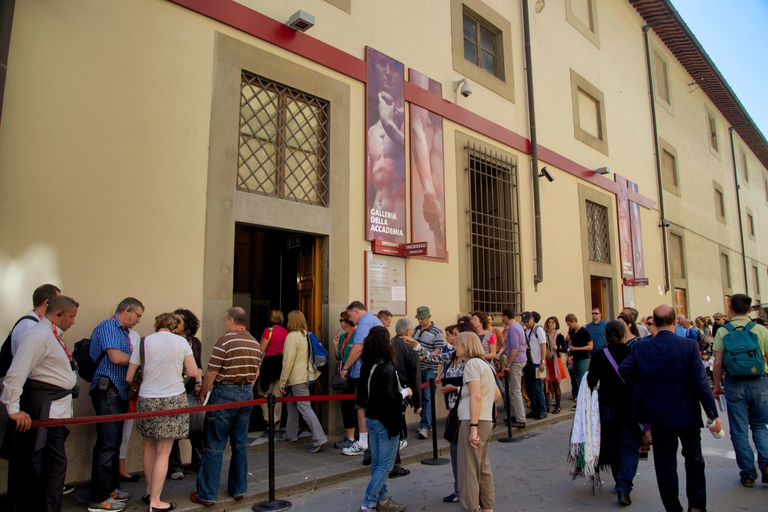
[420,378,450,465]
[253,394,292,512]
[498,368,520,443]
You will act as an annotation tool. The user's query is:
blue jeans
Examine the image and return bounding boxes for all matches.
[450,442,459,495]
[599,404,641,493]
[573,358,590,396]
[523,363,545,415]
[363,418,399,508]
[196,383,253,502]
[725,376,768,479]
[420,368,437,430]
[90,384,128,502]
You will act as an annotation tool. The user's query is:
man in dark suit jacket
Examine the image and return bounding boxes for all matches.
[619,305,721,512]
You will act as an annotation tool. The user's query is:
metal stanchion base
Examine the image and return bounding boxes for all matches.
[253,500,292,512]
[420,457,450,465]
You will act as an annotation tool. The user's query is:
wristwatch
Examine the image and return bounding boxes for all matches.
[470,423,479,427]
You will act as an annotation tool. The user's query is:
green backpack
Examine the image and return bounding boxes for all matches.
[722,322,765,377]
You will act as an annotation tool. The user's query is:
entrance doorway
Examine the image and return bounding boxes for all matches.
[590,276,613,320]
[233,223,324,430]
[233,224,323,334]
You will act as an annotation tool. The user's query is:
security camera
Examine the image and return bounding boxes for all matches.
[538,167,554,182]
[453,78,472,98]
[660,218,670,228]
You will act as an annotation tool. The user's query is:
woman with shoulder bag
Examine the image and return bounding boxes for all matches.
[258,309,288,429]
[334,311,357,449]
[456,332,501,512]
[126,313,201,512]
[586,320,642,507]
[277,310,327,453]
[356,326,411,512]
[544,316,567,414]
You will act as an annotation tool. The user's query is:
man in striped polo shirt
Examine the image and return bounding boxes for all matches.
[191,307,262,506]
[412,306,443,439]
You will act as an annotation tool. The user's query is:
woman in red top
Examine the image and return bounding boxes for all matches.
[258,309,288,427]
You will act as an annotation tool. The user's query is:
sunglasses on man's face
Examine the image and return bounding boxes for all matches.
[645,322,653,326]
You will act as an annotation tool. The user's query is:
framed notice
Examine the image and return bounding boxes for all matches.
[365,251,406,315]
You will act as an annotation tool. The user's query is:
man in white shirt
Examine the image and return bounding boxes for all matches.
[1,296,79,512]
[522,311,548,420]
[7,283,61,356]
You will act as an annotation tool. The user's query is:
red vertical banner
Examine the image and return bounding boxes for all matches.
[615,175,634,281]
[366,47,406,243]
[628,180,645,279]
[408,69,446,259]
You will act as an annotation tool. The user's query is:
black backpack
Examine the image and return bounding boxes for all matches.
[0,315,40,377]
[73,336,106,383]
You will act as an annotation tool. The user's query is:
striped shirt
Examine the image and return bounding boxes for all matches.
[207,330,262,383]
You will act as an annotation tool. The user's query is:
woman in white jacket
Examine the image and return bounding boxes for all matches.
[278,310,328,453]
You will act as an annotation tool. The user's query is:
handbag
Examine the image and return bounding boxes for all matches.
[330,334,352,390]
[188,394,205,433]
[443,382,463,445]
[127,337,145,401]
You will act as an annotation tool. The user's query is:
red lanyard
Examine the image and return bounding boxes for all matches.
[51,323,73,361]
[112,317,133,353]
[32,309,43,320]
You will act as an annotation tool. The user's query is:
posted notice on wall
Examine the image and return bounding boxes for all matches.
[365,251,406,315]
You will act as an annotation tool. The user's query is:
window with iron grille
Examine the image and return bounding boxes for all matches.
[467,144,521,316]
[586,200,610,264]
[238,72,330,206]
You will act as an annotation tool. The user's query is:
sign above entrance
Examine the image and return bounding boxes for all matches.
[371,240,428,258]
[365,251,406,315]
[623,277,649,286]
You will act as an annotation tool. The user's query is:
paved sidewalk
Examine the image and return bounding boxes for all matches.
[236,413,767,512]
[58,410,569,512]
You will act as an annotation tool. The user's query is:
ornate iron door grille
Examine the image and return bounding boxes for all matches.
[586,200,610,264]
[238,72,330,206]
[467,144,522,316]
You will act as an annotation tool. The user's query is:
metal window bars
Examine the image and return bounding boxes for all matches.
[238,72,330,207]
[467,144,522,317]
[586,200,610,264]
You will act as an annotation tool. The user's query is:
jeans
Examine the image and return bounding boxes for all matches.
[450,441,459,495]
[599,404,641,494]
[420,368,437,430]
[523,363,545,415]
[90,384,128,502]
[508,362,525,422]
[573,358,590,396]
[362,418,399,508]
[724,376,768,479]
[196,383,253,502]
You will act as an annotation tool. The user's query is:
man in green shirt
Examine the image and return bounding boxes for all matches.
[713,293,768,488]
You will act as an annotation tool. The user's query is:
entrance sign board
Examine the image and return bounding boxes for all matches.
[365,251,406,315]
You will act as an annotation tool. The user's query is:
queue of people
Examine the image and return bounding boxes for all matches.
[2,283,767,512]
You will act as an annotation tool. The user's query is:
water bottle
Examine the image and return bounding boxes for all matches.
[705,418,725,439]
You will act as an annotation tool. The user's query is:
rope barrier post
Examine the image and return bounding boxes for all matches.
[498,368,521,443]
[253,394,291,512]
[420,378,449,466]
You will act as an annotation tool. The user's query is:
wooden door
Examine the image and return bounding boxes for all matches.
[297,236,322,335]
[674,288,687,317]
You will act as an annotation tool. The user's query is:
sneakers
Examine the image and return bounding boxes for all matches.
[417,428,429,439]
[342,441,367,455]
[399,439,408,451]
[87,498,127,511]
[109,489,130,502]
[62,484,75,495]
[308,443,324,453]
[169,471,184,480]
[277,433,298,442]
[389,467,410,478]
[762,464,768,484]
[376,498,407,512]
[334,437,355,449]
[443,492,460,503]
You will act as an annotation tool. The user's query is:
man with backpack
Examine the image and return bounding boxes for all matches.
[712,293,768,488]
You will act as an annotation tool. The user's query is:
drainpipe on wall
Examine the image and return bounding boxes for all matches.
[521,0,543,285]
[642,16,673,294]
[729,124,750,295]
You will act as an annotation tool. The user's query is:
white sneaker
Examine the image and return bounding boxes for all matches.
[399,439,407,451]
[342,441,367,455]
[170,471,184,480]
